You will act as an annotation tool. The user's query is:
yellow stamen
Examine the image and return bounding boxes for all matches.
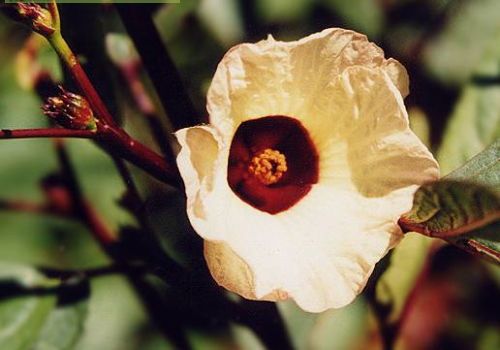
[248,148,287,185]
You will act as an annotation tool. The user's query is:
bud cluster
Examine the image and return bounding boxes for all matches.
[43,87,97,131]
[13,2,57,37]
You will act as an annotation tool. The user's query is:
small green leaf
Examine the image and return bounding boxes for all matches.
[399,180,499,238]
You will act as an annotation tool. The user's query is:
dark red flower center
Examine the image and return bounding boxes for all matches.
[227,115,319,214]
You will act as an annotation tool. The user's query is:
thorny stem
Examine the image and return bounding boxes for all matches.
[0,128,95,139]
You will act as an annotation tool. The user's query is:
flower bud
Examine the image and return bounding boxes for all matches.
[13,3,56,37]
[43,87,97,130]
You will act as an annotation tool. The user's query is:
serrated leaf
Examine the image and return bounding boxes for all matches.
[399,180,499,238]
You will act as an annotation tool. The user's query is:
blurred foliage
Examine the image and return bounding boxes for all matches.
[0,0,499,349]
[437,32,500,175]
[0,263,89,350]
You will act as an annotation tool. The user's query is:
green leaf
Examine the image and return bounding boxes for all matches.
[0,263,57,350]
[154,0,200,42]
[423,0,500,86]
[276,299,368,350]
[0,263,90,350]
[256,0,313,24]
[449,221,500,265]
[197,0,244,47]
[399,180,499,238]
[376,233,433,322]
[409,107,431,148]
[32,292,89,350]
[401,140,500,263]
[436,32,500,175]
[445,140,500,190]
[321,0,385,39]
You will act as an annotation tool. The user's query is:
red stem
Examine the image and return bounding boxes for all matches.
[97,125,182,187]
[48,32,182,188]
[120,62,177,164]
[54,140,117,245]
[0,128,95,139]
[0,199,49,215]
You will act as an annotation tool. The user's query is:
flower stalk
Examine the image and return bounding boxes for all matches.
[38,5,182,188]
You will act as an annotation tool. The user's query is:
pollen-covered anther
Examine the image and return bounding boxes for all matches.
[248,148,288,185]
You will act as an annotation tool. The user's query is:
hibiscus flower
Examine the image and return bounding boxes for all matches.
[175,28,439,312]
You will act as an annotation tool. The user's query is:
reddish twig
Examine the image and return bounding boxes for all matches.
[0,128,95,140]
[0,199,51,216]
[96,124,181,187]
[46,31,182,188]
[117,60,176,163]
[116,5,202,130]
[54,140,116,245]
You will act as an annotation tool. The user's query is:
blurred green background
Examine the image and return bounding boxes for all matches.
[0,0,499,349]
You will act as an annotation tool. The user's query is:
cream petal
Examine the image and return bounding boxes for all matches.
[204,240,256,300]
[176,28,437,313]
[382,58,410,98]
[306,66,437,196]
[176,125,420,311]
[175,125,222,223]
[192,175,412,311]
[207,28,408,142]
[316,66,439,195]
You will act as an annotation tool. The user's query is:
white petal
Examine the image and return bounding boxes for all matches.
[176,124,429,312]
[207,28,408,141]
[176,28,437,313]
[204,240,256,300]
[316,66,439,195]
